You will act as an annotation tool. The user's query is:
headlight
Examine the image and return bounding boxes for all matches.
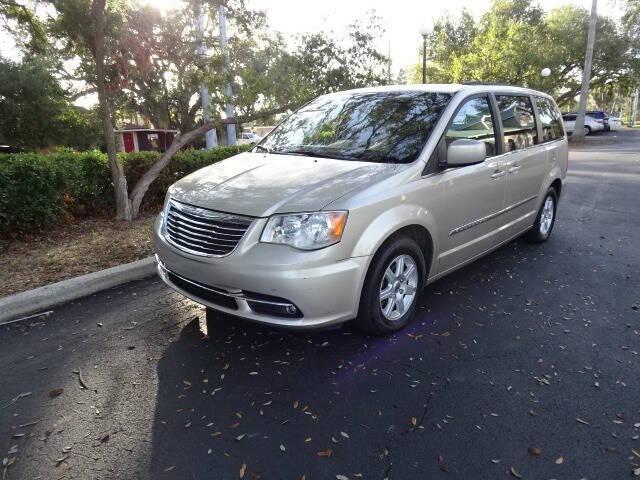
[260,211,348,250]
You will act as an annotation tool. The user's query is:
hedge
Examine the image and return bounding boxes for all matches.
[0,145,251,235]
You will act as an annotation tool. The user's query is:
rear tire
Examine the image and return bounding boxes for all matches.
[584,126,592,136]
[354,236,426,335]
[524,188,557,243]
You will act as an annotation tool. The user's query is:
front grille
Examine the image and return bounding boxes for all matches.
[165,200,253,256]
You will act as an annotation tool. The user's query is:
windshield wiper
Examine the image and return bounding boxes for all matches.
[254,144,270,154]
[277,149,357,161]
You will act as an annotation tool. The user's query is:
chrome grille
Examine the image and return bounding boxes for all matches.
[164,200,253,256]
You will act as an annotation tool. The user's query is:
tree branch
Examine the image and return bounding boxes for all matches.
[128,103,295,216]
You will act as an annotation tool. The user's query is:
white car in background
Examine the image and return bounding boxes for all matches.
[608,116,622,130]
[237,132,263,145]
[562,113,604,136]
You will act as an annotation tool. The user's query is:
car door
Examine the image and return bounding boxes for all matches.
[436,94,509,274]
[494,94,545,235]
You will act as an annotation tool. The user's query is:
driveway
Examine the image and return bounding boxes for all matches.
[1,129,639,480]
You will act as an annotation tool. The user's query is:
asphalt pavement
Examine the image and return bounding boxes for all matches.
[1,129,639,480]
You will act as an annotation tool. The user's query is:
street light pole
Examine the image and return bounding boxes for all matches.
[219,3,237,146]
[195,0,217,149]
[421,34,427,84]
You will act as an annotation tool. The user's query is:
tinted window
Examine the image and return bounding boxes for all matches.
[259,91,451,164]
[445,96,496,157]
[496,95,537,151]
[562,114,576,121]
[536,97,565,141]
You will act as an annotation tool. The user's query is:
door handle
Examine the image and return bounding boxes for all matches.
[491,170,506,179]
[508,165,521,173]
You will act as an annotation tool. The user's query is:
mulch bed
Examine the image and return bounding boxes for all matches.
[0,214,157,297]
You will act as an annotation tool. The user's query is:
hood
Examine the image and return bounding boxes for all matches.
[167,152,399,217]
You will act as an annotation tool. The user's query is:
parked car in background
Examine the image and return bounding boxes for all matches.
[565,110,609,131]
[237,132,263,145]
[562,113,604,136]
[608,116,622,130]
[0,145,25,154]
[155,84,568,335]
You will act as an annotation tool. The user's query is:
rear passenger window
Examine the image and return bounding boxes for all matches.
[445,96,496,158]
[536,97,565,142]
[496,95,537,151]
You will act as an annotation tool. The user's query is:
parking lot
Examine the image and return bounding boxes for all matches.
[1,129,639,480]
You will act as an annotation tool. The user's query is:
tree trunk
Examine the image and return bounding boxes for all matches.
[128,104,294,218]
[92,0,132,220]
[572,0,598,140]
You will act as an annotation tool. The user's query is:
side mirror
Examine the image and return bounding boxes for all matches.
[446,139,486,166]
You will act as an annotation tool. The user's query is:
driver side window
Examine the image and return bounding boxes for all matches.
[445,96,496,158]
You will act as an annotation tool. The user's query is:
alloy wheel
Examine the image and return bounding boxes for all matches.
[379,254,419,321]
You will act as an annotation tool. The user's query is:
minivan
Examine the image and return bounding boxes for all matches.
[154,84,568,334]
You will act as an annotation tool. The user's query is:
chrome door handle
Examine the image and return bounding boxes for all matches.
[508,165,521,173]
[491,170,506,179]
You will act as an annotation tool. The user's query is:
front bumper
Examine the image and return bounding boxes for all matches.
[154,215,369,329]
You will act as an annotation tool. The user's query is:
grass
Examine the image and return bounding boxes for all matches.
[0,214,157,297]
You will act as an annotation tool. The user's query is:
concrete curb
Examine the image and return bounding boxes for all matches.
[0,256,157,325]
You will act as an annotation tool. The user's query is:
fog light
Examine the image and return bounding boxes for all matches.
[285,305,297,315]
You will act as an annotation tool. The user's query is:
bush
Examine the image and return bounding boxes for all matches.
[0,145,251,235]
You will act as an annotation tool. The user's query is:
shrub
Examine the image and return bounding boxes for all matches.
[0,153,68,233]
[0,145,250,235]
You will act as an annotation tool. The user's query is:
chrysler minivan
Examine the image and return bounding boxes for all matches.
[154,84,568,334]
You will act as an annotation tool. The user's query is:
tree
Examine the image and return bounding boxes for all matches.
[572,0,598,140]
[2,1,390,219]
[0,55,102,148]
[411,0,637,109]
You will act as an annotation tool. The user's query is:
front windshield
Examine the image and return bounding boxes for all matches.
[258,91,451,163]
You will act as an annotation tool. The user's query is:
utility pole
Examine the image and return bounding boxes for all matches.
[573,0,598,140]
[219,3,237,145]
[421,34,427,84]
[195,0,217,148]
[632,88,639,127]
[387,40,391,84]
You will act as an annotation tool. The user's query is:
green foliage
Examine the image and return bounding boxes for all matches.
[0,153,68,233]
[0,56,103,149]
[411,0,638,107]
[0,145,250,235]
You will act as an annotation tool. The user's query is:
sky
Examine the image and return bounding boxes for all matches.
[247,0,617,74]
[0,0,623,107]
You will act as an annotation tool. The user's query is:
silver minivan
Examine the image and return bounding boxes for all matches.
[154,84,568,334]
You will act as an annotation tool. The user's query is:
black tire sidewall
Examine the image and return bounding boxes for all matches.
[357,237,426,334]
[529,189,557,242]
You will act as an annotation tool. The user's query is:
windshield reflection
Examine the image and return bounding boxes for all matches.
[258,91,451,164]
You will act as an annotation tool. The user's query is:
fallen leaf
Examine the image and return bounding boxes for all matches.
[49,388,64,398]
[410,417,417,427]
[555,456,564,464]
[528,447,541,456]
[510,466,522,478]
[317,449,333,457]
[280,444,286,452]
[239,463,246,479]
[336,476,349,480]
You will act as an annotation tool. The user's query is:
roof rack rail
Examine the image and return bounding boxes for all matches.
[462,81,523,87]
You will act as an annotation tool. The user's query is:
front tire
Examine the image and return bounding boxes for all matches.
[355,236,426,335]
[524,188,557,243]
